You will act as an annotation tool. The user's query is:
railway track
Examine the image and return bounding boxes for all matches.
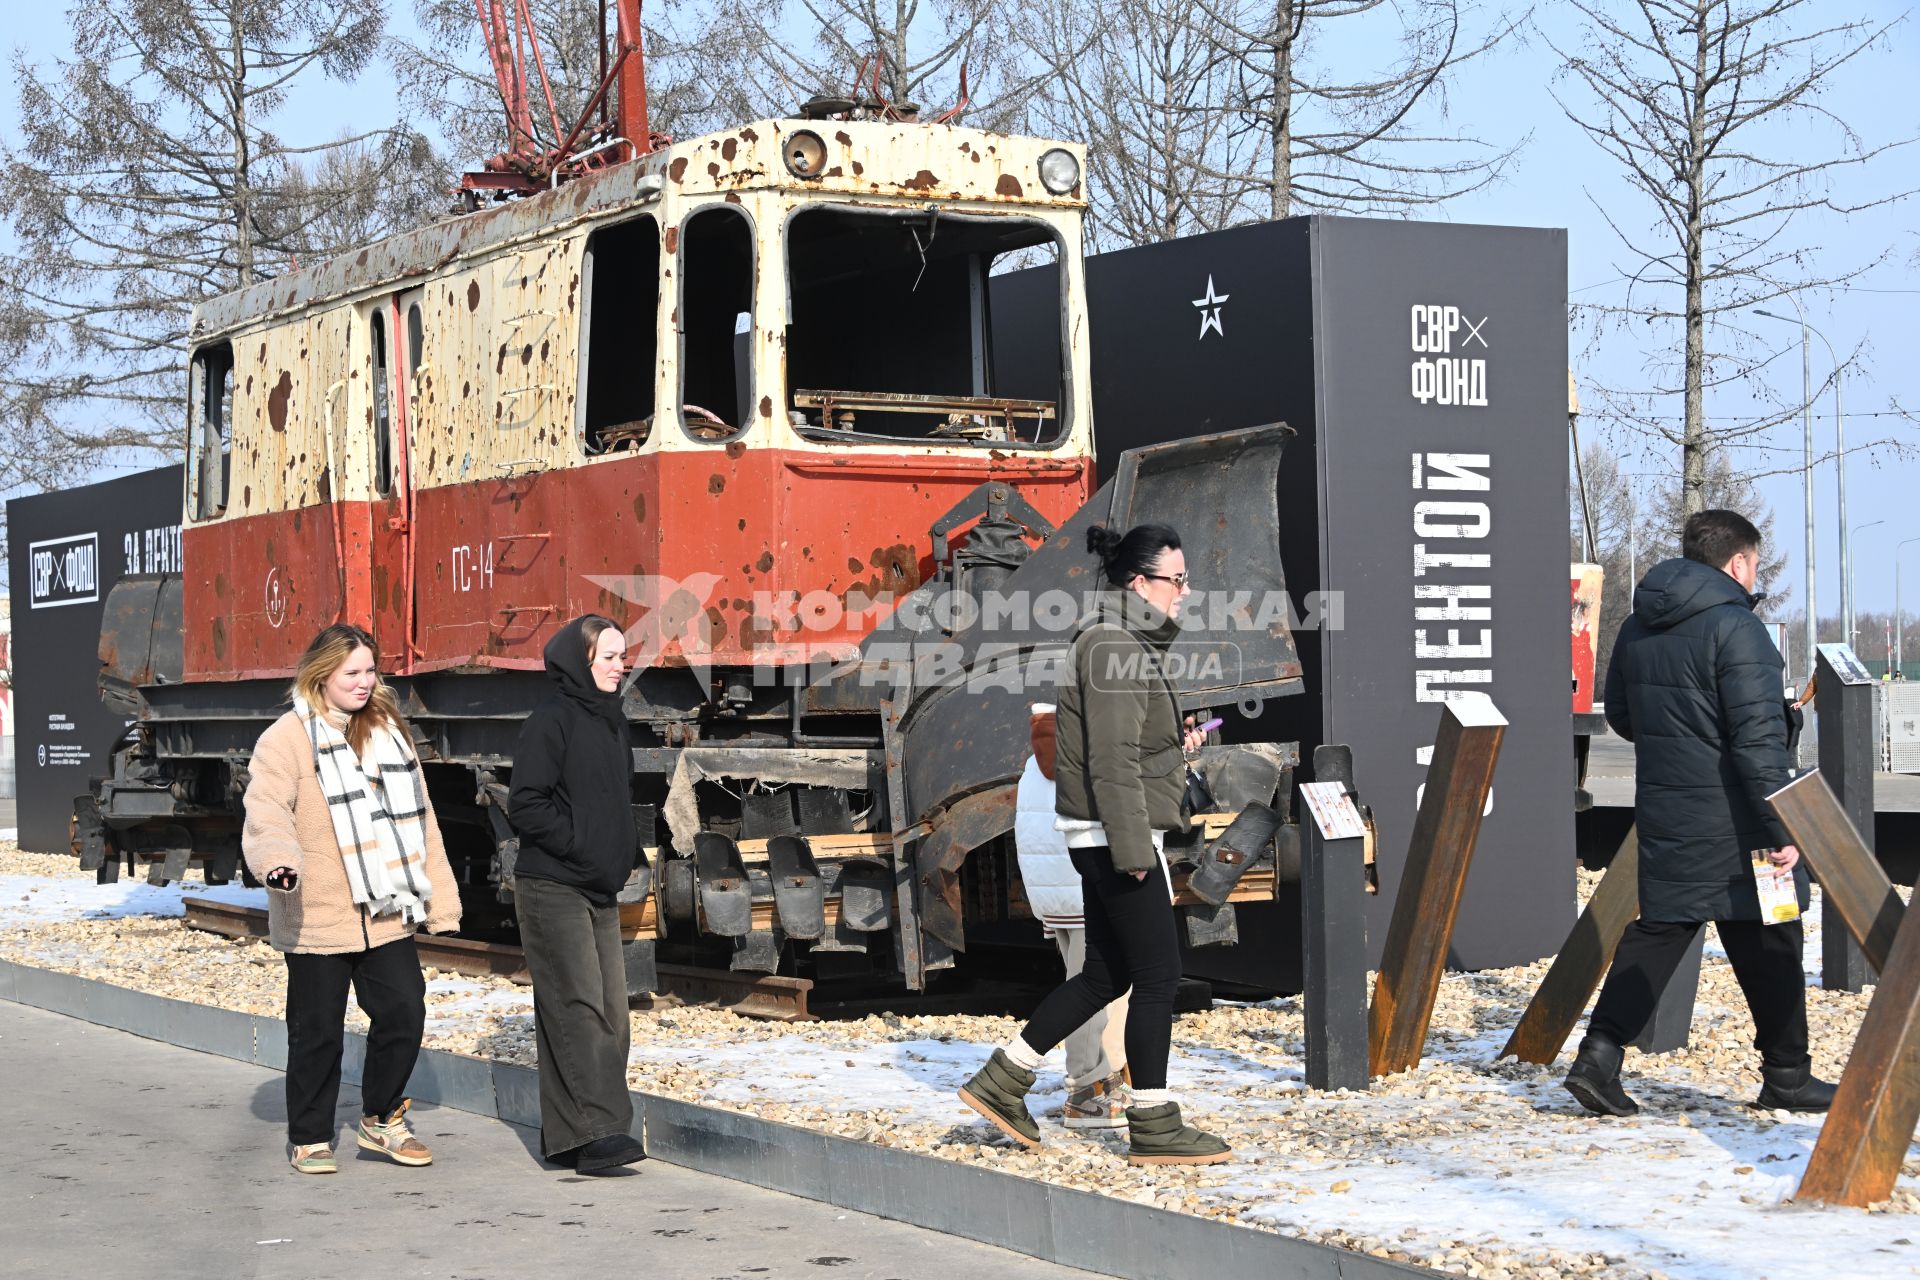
[180,899,818,1021]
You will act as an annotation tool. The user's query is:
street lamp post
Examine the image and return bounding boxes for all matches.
[1756,304,1844,671]
[1851,519,1884,647]
[1899,536,1920,680]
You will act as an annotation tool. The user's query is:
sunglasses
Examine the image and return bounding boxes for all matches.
[1138,572,1191,589]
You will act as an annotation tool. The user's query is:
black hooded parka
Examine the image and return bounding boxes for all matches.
[507,618,636,905]
[1603,556,1808,922]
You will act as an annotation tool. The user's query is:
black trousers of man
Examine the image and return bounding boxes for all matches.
[283,935,426,1146]
[1589,918,1810,1069]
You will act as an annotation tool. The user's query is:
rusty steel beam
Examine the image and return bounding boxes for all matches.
[640,964,815,1022]
[1501,827,1640,1064]
[1768,771,1904,975]
[1794,891,1920,1206]
[1368,697,1506,1078]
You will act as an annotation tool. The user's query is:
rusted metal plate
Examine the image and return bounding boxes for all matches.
[1369,698,1506,1078]
[1769,771,1904,974]
[1795,891,1920,1206]
[1501,827,1640,1064]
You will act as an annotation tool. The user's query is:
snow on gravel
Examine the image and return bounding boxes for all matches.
[3,843,1917,1280]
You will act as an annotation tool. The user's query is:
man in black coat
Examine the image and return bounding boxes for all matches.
[1564,510,1836,1117]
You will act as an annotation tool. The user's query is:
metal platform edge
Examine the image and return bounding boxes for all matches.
[0,957,1431,1280]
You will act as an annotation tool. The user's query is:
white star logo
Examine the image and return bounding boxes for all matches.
[1192,275,1229,340]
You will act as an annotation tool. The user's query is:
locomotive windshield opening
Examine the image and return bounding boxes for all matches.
[678,206,754,441]
[187,341,234,520]
[579,214,661,454]
[784,207,1066,446]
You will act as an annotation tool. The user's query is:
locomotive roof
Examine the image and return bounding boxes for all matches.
[189,119,1087,345]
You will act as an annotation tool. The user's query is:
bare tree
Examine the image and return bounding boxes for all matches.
[1551,0,1916,513]
[689,0,1031,131]
[1198,0,1525,220]
[0,0,422,489]
[394,1,737,169]
[1020,0,1249,248]
[1572,439,1788,686]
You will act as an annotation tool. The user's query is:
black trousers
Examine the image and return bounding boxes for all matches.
[283,935,426,1146]
[514,875,635,1156]
[1589,918,1810,1070]
[1019,847,1183,1091]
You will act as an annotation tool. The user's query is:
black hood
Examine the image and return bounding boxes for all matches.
[544,617,626,731]
[1632,557,1760,631]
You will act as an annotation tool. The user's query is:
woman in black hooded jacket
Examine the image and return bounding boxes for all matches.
[508,615,648,1172]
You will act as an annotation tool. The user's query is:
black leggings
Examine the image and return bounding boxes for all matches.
[1019,846,1182,1090]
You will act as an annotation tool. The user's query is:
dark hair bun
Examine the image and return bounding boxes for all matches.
[1085,524,1124,561]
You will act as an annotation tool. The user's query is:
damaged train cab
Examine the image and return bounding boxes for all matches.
[78,114,1306,993]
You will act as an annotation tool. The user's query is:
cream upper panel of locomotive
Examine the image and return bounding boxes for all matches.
[186,121,1092,519]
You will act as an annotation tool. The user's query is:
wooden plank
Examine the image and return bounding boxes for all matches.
[1368,698,1506,1078]
[1769,770,1904,975]
[1795,890,1920,1205]
[1500,827,1641,1064]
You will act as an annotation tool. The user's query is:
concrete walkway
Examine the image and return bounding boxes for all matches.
[0,1000,1094,1280]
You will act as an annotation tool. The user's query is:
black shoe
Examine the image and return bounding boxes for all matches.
[545,1146,579,1168]
[575,1133,648,1173]
[1755,1062,1837,1113]
[1563,1033,1639,1117]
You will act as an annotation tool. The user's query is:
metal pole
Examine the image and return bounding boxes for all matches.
[1852,520,1885,647]
[1898,537,1920,680]
[1838,365,1851,645]
[1628,479,1636,591]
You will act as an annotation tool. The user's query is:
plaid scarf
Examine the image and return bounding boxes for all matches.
[296,699,433,925]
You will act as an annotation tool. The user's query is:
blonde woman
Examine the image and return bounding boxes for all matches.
[242,623,462,1174]
[507,615,648,1173]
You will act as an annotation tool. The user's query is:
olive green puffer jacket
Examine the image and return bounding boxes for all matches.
[1052,588,1188,873]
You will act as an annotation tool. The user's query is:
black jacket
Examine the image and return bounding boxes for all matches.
[1604,557,1807,922]
[508,620,635,905]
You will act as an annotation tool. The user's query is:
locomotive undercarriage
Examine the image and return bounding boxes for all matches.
[78,426,1309,993]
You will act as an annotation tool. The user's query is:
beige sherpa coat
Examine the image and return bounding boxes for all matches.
[241,709,461,954]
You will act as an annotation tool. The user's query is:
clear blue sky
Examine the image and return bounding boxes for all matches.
[4,2,1915,618]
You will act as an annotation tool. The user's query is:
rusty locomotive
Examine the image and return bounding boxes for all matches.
[73,4,1308,992]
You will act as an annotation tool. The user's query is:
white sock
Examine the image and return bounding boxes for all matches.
[1131,1088,1175,1106]
[1001,1036,1044,1070]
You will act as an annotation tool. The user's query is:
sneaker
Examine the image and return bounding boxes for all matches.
[1563,1033,1639,1117]
[356,1098,433,1166]
[1124,1101,1231,1166]
[289,1142,337,1175]
[1063,1071,1130,1130]
[575,1133,649,1173]
[957,1048,1043,1149]
[1755,1062,1837,1113]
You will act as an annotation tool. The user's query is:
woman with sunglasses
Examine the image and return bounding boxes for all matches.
[958,522,1227,1166]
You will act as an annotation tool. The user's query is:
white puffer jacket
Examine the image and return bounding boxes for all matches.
[1014,757,1084,931]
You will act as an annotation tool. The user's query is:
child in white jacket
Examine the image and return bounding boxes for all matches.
[1014,703,1132,1128]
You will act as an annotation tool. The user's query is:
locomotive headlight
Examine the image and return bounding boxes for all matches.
[783,130,828,179]
[1037,148,1080,195]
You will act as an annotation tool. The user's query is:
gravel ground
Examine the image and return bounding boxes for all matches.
[3,844,1915,1280]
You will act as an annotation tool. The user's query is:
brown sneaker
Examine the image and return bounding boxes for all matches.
[357,1098,433,1166]
[1063,1071,1130,1130]
[289,1142,337,1175]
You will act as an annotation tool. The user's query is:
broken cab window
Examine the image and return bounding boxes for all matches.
[187,341,233,520]
[371,309,394,496]
[785,207,1066,446]
[678,206,754,441]
[580,215,661,455]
